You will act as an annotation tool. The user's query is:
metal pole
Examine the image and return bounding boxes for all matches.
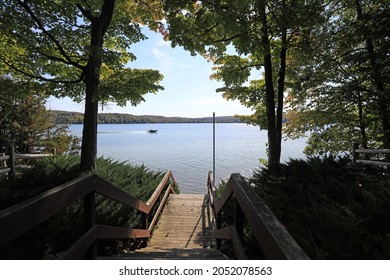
[213,112,215,188]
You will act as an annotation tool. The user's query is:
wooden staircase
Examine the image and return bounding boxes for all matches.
[1,171,309,260]
[108,194,227,260]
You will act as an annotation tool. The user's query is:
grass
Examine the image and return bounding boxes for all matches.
[0,156,169,259]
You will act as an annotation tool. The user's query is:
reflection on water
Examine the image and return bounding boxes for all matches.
[69,123,307,194]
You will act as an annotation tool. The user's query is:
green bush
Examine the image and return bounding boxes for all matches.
[0,156,167,259]
[251,156,390,259]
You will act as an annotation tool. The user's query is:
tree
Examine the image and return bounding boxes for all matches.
[0,76,75,155]
[162,0,324,164]
[284,0,390,154]
[0,0,164,171]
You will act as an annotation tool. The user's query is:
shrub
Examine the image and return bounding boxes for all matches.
[0,156,166,259]
[251,156,390,259]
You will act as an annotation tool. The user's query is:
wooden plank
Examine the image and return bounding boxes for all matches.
[0,174,96,247]
[93,176,149,214]
[158,210,203,217]
[229,174,309,260]
[355,149,390,154]
[106,248,227,260]
[148,193,217,250]
[149,240,214,249]
[214,178,234,215]
[148,184,172,232]
[150,236,215,242]
[0,155,9,162]
[356,159,390,166]
[96,225,150,239]
[8,146,15,177]
[215,226,246,259]
[146,170,176,207]
[62,225,99,260]
[62,225,150,259]
[15,154,52,160]
[152,230,214,236]
[0,168,11,174]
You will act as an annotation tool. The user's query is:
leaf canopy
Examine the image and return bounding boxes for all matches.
[0,0,165,106]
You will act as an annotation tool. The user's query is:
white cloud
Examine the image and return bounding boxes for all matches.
[151,47,191,73]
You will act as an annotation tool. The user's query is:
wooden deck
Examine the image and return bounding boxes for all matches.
[108,194,227,260]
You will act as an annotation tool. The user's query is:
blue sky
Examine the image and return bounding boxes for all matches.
[46,28,253,118]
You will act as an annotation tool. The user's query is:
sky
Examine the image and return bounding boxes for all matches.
[46,28,253,118]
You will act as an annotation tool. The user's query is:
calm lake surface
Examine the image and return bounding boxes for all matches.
[69,123,307,194]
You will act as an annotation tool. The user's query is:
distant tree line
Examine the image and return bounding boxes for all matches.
[50,110,243,124]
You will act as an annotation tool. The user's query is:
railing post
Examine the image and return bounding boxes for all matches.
[0,153,6,168]
[8,146,16,177]
[83,191,97,259]
[234,197,244,244]
[140,213,149,248]
[216,212,222,249]
[352,143,359,164]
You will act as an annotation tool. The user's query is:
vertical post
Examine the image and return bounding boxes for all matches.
[213,112,216,188]
[8,146,16,177]
[352,143,359,164]
[216,212,222,249]
[141,213,149,248]
[83,191,97,259]
[0,153,6,168]
[234,198,244,244]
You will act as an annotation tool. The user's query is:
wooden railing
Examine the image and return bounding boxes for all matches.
[0,146,52,176]
[352,144,390,166]
[207,172,309,260]
[0,170,176,259]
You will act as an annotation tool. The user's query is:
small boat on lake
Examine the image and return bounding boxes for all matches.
[147,129,158,133]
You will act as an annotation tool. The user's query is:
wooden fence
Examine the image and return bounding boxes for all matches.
[352,144,390,166]
[0,170,177,259]
[207,172,309,260]
[0,146,52,176]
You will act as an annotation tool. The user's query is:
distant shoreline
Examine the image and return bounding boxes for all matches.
[50,110,244,124]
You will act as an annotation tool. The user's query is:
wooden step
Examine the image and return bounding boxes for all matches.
[104,193,224,260]
[106,247,227,260]
[148,193,216,249]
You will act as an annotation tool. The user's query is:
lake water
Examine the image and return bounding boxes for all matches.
[69,123,307,194]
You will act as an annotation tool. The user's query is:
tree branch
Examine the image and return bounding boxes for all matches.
[0,56,84,84]
[35,48,88,68]
[200,22,220,36]
[76,3,95,22]
[16,0,84,70]
[212,33,243,43]
[99,0,116,34]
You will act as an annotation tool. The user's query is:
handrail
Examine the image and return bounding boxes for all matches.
[0,155,9,162]
[352,144,390,166]
[0,154,52,161]
[147,170,177,207]
[148,184,175,232]
[0,150,53,176]
[208,172,309,260]
[62,225,150,260]
[0,170,177,259]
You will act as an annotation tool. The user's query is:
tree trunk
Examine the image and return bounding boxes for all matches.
[80,0,115,171]
[276,4,288,163]
[80,77,99,171]
[357,91,368,149]
[259,2,278,165]
[354,0,390,148]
